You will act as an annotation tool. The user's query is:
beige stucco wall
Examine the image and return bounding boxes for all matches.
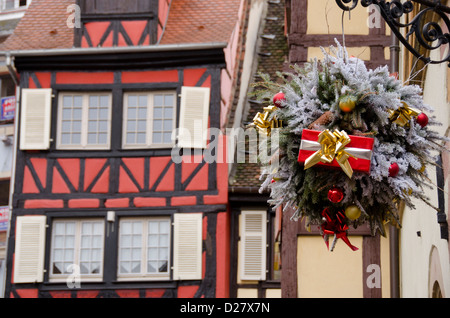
[399,47,450,298]
[297,234,390,298]
[307,0,370,35]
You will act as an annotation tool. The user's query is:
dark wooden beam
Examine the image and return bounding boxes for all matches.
[281,205,298,298]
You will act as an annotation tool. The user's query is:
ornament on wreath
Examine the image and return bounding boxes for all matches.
[388,101,420,127]
[273,91,286,108]
[328,187,344,203]
[321,208,358,251]
[249,40,447,251]
[338,94,357,112]
[345,205,362,221]
[389,162,399,177]
[416,113,428,128]
[251,105,283,136]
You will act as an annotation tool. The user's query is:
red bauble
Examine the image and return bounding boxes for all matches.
[328,187,344,203]
[389,162,399,177]
[416,113,428,128]
[273,91,286,108]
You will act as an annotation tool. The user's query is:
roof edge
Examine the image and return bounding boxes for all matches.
[0,42,229,57]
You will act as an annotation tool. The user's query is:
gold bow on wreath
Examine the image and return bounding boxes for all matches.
[388,101,420,127]
[251,105,283,136]
[304,129,355,178]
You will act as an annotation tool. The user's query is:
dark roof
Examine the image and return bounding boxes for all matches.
[160,0,242,45]
[229,0,288,190]
[0,0,75,51]
[0,0,242,51]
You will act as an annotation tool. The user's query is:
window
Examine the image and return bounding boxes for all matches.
[0,0,28,12]
[118,217,170,280]
[79,0,154,14]
[50,219,105,282]
[123,91,176,149]
[57,93,112,150]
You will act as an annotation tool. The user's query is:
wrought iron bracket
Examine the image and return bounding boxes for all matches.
[336,0,450,67]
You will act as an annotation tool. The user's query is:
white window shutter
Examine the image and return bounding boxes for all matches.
[240,211,267,281]
[173,213,202,280]
[177,86,210,149]
[13,216,47,283]
[20,88,52,150]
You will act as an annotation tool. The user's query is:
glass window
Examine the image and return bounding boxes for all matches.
[118,217,171,280]
[58,93,112,150]
[50,219,105,282]
[123,91,176,149]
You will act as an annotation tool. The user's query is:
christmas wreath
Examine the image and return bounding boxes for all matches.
[250,41,448,251]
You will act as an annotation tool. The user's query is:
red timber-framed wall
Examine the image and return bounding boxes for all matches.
[5,52,230,299]
[3,0,236,293]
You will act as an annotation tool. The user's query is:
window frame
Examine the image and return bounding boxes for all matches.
[117,216,172,282]
[56,92,112,150]
[49,218,105,283]
[122,90,177,150]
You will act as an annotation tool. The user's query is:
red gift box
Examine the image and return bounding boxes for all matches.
[297,129,374,174]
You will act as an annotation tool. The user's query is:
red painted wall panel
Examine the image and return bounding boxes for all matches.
[56,72,115,85]
[122,70,178,83]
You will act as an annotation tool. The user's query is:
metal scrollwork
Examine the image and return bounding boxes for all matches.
[335,0,450,66]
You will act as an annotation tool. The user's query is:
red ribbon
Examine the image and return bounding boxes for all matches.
[321,208,359,251]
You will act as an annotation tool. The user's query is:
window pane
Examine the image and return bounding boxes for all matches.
[128,95,137,107]
[88,133,97,144]
[73,108,82,120]
[88,121,97,132]
[61,122,71,133]
[72,121,82,133]
[98,133,107,144]
[163,133,172,144]
[164,107,173,118]
[148,235,158,247]
[138,108,147,119]
[136,133,146,144]
[61,133,71,145]
[164,95,174,107]
[89,108,98,120]
[128,107,137,119]
[153,132,162,144]
[160,221,169,234]
[89,96,98,107]
[100,96,109,107]
[153,120,162,131]
[62,108,72,120]
[163,120,172,131]
[127,133,136,144]
[159,261,168,273]
[148,261,157,273]
[119,221,143,275]
[73,96,83,107]
[72,133,81,144]
[154,95,163,106]
[138,95,147,107]
[137,120,146,132]
[63,96,72,107]
[131,262,140,273]
[99,108,109,120]
[149,222,158,234]
[153,107,163,119]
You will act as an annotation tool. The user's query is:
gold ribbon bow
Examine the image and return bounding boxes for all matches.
[251,105,282,136]
[304,129,355,178]
[388,101,420,127]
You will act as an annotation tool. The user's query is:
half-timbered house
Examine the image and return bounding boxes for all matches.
[1,0,253,298]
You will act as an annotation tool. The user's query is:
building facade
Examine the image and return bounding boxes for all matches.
[2,0,253,298]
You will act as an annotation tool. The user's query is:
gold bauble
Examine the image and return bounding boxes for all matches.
[345,205,361,220]
[339,95,357,112]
